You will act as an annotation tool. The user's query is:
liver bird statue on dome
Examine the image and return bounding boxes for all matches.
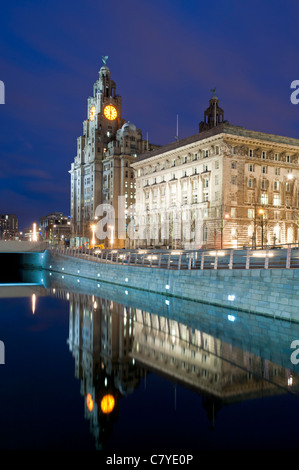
[210,87,217,96]
[102,56,109,65]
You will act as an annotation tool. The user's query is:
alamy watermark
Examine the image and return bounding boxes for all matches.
[0,80,4,104]
[92,197,210,244]
[290,80,299,104]
[290,340,299,364]
[0,341,4,364]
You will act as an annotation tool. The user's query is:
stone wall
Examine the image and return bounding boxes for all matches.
[43,250,299,322]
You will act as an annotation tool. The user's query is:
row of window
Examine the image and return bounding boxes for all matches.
[248,179,292,191]
[139,157,221,177]
[249,149,295,162]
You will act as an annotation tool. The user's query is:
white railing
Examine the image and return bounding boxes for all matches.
[50,246,299,271]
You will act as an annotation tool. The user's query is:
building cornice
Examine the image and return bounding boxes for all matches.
[132,123,299,168]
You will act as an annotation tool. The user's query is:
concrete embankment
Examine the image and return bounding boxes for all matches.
[43,250,299,322]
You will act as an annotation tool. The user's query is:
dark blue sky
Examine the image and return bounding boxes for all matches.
[0,0,299,229]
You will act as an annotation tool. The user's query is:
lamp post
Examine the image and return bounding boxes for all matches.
[32,223,37,242]
[91,224,96,249]
[259,209,264,249]
[220,212,230,249]
[108,225,114,249]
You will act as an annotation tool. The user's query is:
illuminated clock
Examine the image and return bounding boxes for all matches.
[100,394,115,414]
[89,106,96,121]
[103,105,117,121]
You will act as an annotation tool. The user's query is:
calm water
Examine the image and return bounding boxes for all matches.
[1,269,299,451]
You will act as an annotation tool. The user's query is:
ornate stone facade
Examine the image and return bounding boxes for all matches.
[132,97,299,249]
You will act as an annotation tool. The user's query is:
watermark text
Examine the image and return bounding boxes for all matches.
[0,80,4,104]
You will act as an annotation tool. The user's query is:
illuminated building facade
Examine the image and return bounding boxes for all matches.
[133,95,299,249]
[69,58,157,248]
[39,212,71,246]
[0,214,18,240]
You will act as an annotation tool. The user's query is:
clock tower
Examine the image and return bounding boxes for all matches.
[70,57,157,248]
[70,57,126,246]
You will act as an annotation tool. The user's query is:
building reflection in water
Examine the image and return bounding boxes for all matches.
[67,292,144,449]
[52,288,299,450]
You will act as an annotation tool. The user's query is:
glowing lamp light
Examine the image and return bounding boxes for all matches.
[91,224,96,248]
[209,251,225,256]
[32,294,36,315]
[228,314,236,322]
[86,393,94,412]
[32,223,37,242]
[100,394,115,414]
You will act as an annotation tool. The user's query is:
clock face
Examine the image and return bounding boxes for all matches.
[89,106,96,121]
[103,105,117,121]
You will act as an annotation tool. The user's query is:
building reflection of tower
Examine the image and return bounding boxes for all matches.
[67,293,143,450]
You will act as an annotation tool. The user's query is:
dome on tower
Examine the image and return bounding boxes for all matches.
[121,121,137,133]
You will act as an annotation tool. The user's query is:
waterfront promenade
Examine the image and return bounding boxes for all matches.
[42,246,299,322]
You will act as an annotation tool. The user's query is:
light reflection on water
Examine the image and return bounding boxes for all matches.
[1,270,299,450]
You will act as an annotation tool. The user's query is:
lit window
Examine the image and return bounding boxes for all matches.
[273,181,279,191]
[261,193,268,205]
[273,194,280,206]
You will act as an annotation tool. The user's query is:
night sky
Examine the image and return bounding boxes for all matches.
[0,0,299,230]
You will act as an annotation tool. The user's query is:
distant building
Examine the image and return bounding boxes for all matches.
[0,214,18,240]
[69,58,158,248]
[132,94,299,249]
[39,212,70,246]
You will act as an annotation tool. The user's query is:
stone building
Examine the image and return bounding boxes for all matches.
[132,94,299,249]
[69,57,157,248]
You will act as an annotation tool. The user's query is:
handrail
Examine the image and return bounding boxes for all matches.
[49,246,299,271]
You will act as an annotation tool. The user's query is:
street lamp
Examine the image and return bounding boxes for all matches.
[32,223,37,242]
[91,224,96,249]
[259,209,264,249]
[220,212,230,249]
[108,225,114,249]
